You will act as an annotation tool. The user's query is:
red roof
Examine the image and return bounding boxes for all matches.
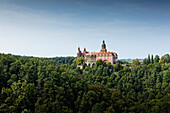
[77,50,81,53]
[86,52,117,56]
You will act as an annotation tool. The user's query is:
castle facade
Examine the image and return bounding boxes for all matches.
[77,40,118,67]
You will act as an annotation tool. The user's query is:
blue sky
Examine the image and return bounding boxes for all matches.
[0,0,170,59]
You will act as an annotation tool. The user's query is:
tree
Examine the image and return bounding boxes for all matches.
[96,59,106,66]
[0,80,37,113]
[73,57,85,65]
[163,70,170,83]
[104,106,115,113]
[160,54,170,63]
[143,58,147,65]
[114,62,123,72]
[91,103,104,113]
[154,55,160,63]
[80,91,99,113]
[147,54,150,64]
[132,59,141,66]
[151,54,154,64]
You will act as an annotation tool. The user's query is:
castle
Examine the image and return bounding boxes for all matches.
[77,40,118,67]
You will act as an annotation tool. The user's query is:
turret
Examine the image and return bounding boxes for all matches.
[84,48,86,52]
[100,40,107,52]
[77,47,82,57]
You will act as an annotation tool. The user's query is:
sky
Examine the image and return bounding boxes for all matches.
[0,0,170,59]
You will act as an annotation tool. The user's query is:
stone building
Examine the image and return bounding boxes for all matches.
[77,40,118,67]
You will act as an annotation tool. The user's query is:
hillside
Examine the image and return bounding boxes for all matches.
[119,58,143,63]
[6,54,75,65]
[0,53,169,113]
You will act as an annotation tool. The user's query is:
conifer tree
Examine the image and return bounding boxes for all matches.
[154,55,160,63]
[147,54,150,64]
[143,58,147,65]
[151,54,154,63]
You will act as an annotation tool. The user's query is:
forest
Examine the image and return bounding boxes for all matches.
[0,53,169,113]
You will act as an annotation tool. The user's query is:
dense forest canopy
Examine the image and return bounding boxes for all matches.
[12,54,75,65]
[0,53,169,113]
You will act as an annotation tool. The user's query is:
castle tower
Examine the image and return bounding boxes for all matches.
[77,47,82,57]
[84,48,86,52]
[100,40,107,52]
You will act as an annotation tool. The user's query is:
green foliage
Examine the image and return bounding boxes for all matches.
[96,59,106,66]
[13,54,75,65]
[73,57,85,65]
[147,54,151,64]
[154,55,160,63]
[114,62,123,72]
[132,59,141,66]
[0,80,37,113]
[160,54,170,63]
[119,59,143,63]
[143,58,147,65]
[151,54,154,64]
[0,53,170,113]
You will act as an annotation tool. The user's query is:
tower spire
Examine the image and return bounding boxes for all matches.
[77,47,81,53]
[101,40,107,52]
[84,48,86,52]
